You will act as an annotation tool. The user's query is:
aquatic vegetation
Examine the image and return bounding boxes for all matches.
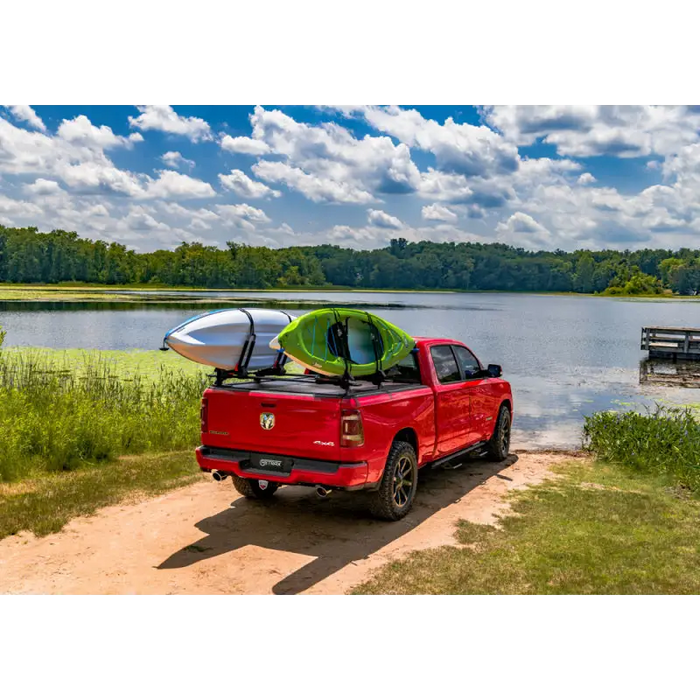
[583,405,700,492]
[0,350,209,482]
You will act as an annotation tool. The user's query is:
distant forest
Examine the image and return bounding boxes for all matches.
[1,225,700,295]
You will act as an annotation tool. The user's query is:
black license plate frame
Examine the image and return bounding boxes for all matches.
[247,454,294,474]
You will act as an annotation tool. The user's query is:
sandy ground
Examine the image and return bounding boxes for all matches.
[0,452,572,595]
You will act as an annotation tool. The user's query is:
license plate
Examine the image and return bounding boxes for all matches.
[248,454,293,473]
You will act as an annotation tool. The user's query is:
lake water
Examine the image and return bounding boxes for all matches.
[2,291,699,449]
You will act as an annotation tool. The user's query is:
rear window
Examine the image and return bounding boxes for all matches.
[386,351,421,383]
[430,346,461,383]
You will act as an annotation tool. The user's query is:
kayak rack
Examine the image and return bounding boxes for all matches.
[210,309,292,386]
[213,351,290,386]
[211,366,388,392]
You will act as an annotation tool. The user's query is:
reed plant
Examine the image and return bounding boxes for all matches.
[583,405,700,491]
[0,350,208,482]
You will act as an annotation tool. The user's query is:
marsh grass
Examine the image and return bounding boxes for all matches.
[0,349,209,481]
[583,405,700,492]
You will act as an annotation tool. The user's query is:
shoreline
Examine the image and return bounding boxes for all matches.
[0,283,697,303]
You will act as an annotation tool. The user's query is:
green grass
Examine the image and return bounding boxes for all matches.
[0,349,208,482]
[584,405,700,492]
[354,460,700,594]
[0,451,202,539]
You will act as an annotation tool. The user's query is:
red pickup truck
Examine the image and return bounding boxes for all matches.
[196,337,513,520]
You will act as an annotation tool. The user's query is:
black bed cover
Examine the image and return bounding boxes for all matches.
[214,375,425,398]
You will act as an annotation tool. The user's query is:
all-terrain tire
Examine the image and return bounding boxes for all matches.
[231,474,279,499]
[486,405,511,462]
[368,440,418,521]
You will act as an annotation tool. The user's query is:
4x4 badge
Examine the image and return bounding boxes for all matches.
[260,413,275,430]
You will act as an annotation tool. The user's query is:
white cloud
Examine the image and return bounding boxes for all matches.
[58,115,142,149]
[484,105,700,158]
[121,205,170,231]
[60,161,145,197]
[218,169,280,198]
[362,105,519,177]
[253,160,375,204]
[496,212,556,248]
[128,105,211,142]
[157,202,221,231]
[327,225,380,243]
[220,135,271,155]
[5,105,46,132]
[161,151,195,169]
[422,203,457,222]
[417,168,516,209]
[316,106,367,118]
[216,203,271,230]
[498,211,547,234]
[367,208,403,229]
[244,106,421,202]
[25,178,63,195]
[509,180,675,248]
[0,115,146,196]
[85,204,110,217]
[578,172,597,185]
[0,194,43,219]
[145,170,216,199]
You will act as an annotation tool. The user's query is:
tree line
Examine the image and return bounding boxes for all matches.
[1,225,700,295]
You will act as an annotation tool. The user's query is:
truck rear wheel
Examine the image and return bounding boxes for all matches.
[486,405,511,462]
[231,475,279,499]
[368,440,418,521]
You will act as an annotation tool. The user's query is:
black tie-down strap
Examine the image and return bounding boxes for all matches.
[215,310,294,385]
[235,308,257,377]
[272,311,293,372]
[213,309,257,385]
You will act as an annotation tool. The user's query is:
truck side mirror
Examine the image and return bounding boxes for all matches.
[487,364,502,378]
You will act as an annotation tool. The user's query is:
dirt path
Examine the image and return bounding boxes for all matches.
[0,452,572,595]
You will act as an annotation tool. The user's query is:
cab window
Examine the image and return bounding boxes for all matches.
[387,350,421,383]
[453,345,481,379]
[430,345,461,384]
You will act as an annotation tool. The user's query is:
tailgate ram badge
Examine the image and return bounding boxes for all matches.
[260,412,275,430]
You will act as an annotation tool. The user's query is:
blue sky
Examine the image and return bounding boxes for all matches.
[1,105,699,252]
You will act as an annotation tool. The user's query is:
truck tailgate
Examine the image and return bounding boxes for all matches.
[204,388,343,462]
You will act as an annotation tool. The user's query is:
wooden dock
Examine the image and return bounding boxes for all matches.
[641,326,700,361]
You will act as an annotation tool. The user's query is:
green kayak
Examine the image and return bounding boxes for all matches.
[272,308,415,377]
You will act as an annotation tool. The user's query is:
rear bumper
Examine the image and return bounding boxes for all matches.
[196,446,370,490]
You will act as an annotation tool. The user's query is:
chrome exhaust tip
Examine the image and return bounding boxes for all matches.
[316,485,331,498]
[212,470,228,482]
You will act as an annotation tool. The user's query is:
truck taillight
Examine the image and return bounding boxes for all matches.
[200,397,208,433]
[341,410,364,447]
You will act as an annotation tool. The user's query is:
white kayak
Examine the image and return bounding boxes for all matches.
[163,308,295,370]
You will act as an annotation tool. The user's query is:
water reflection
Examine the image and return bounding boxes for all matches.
[639,359,700,389]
